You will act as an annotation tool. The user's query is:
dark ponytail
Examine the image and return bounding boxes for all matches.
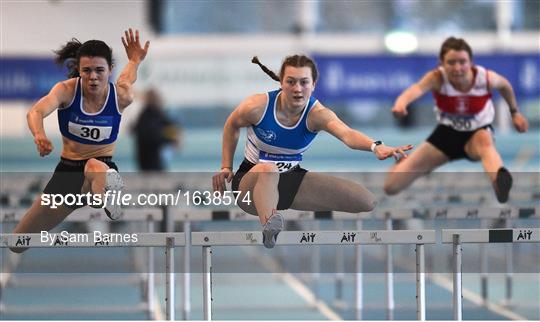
[252,56,280,82]
[54,38,82,78]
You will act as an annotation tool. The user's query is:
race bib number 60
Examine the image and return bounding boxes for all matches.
[449,116,471,130]
[440,114,475,131]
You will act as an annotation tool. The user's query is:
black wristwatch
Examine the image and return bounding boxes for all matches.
[370,140,383,152]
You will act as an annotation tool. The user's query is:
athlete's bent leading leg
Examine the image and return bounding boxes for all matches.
[383,142,448,195]
[82,158,124,219]
[290,172,377,213]
[464,129,511,203]
[237,163,283,248]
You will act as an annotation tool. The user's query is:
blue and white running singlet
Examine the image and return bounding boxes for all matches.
[244,89,318,173]
[58,78,122,145]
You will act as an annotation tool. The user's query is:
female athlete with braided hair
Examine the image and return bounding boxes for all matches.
[213,55,412,248]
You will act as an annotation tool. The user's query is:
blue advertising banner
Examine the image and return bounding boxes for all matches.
[1,57,66,100]
[2,54,539,102]
[312,54,540,102]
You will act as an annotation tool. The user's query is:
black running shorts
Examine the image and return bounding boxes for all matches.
[426,124,492,161]
[43,157,118,209]
[232,159,307,210]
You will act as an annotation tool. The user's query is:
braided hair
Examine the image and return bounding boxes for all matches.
[252,54,318,83]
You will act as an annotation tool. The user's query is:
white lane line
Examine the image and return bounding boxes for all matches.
[281,272,342,321]
[429,273,527,321]
[152,289,165,321]
[148,273,164,321]
[243,247,343,320]
[1,250,21,285]
[385,248,529,320]
[358,245,529,320]
[0,272,12,288]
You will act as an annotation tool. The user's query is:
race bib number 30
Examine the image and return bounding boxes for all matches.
[67,114,114,142]
[259,151,301,173]
[68,122,113,142]
[68,113,115,142]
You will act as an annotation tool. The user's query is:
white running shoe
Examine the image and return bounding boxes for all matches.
[103,169,124,220]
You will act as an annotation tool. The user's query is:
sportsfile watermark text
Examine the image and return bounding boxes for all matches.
[41,190,252,208]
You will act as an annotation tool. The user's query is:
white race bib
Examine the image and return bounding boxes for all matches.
[68,121,112,142]
[259,151,301,173]
[436,110,484,131]
[439,114,474,131]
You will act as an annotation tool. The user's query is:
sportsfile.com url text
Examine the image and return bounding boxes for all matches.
[41,190,251,209]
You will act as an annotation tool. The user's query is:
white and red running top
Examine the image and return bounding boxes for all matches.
[432,65,494,131]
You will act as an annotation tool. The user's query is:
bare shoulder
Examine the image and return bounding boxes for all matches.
[52,78,77,106]
[309,101,331,116]
[242,93,267,109]
[486,69,507,90]
[307,101,337,131]
[430,68,442,80]
[236,93,268,124]
[418,68,442,92]
[55,78,77,91]
[311,101,336,117]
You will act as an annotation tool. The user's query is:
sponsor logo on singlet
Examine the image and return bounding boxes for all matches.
[259,151,301,173]
[256,128,277,142]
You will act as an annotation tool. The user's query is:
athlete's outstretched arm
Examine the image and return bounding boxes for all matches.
[27,80,73,157]
[309,103,412,161]
[391,70,440,118]
[116,28,150,110]
[212,94,266,193]
[488,70,528,133]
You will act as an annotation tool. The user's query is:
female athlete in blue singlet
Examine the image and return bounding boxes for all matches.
[11,29,149,252]
[384,37,529,203]
[212,55,413,248]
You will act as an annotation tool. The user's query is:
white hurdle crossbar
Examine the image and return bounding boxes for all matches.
[442,228,540,321]
[167,205,539,222]
[192,230,436,321]
[170,205,538,319]
[0,207,162,319]
[0,232,186,321]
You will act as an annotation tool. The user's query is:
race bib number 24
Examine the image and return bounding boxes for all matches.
[259,151,301,173]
